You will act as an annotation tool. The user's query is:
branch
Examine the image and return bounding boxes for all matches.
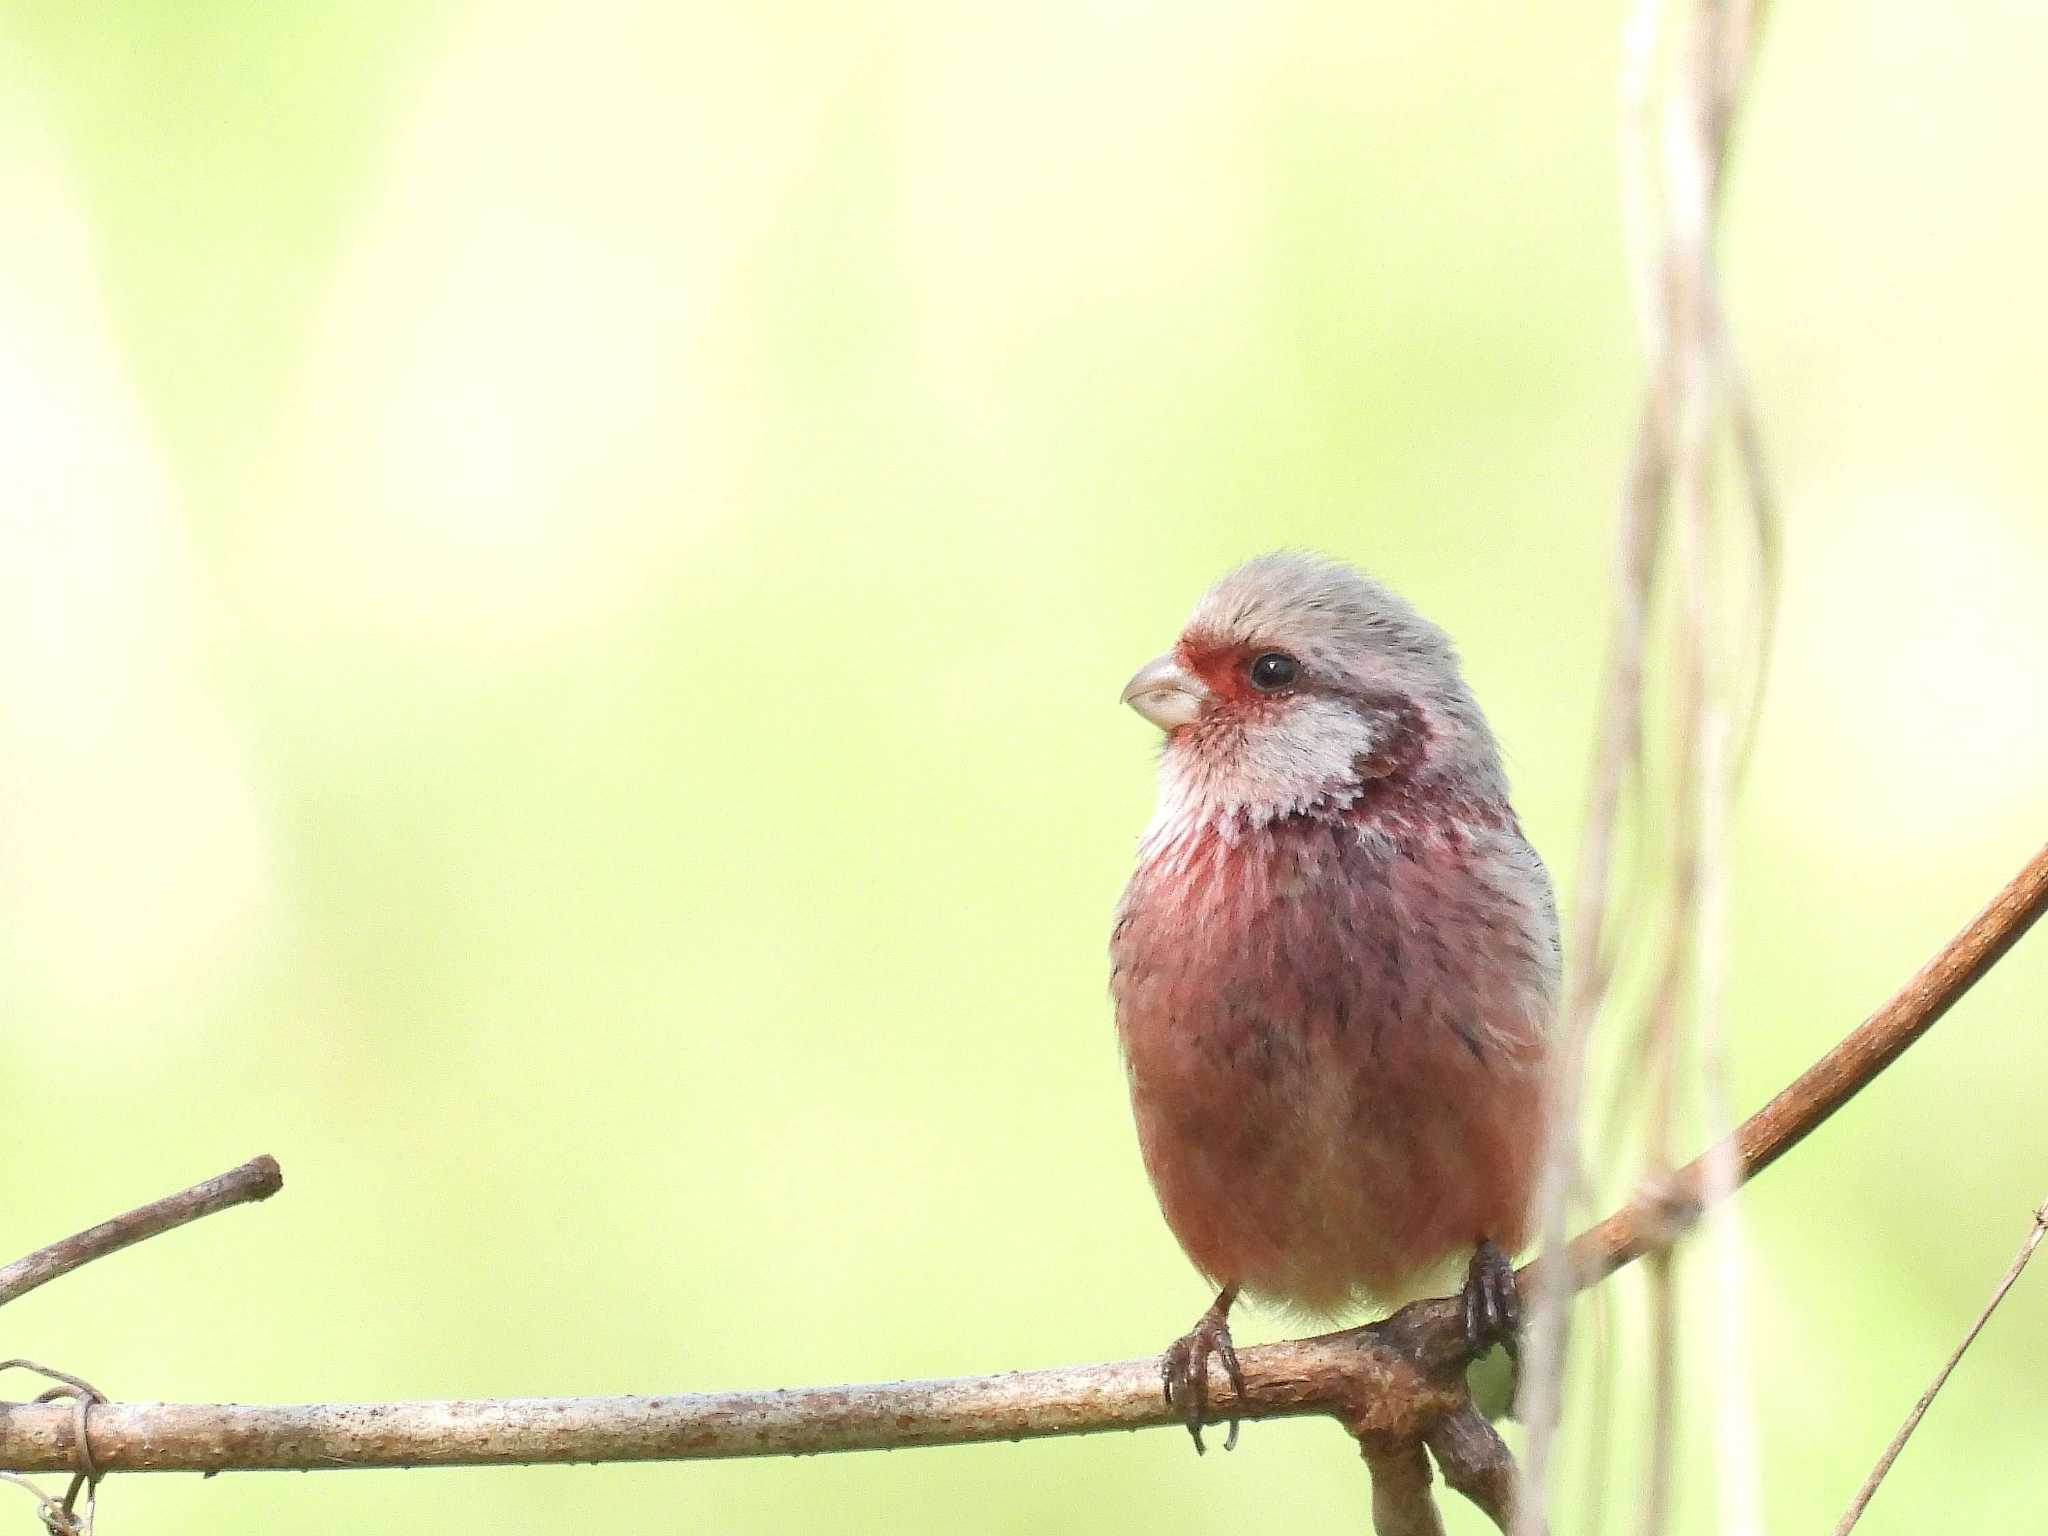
[1557,838,2048,1291]
[1360,1437,1448,1536]
[1832,1195,2048,1535]
[1,844,2041,1479]
[0,1157,283,1310]
[0,1321,1466,1473]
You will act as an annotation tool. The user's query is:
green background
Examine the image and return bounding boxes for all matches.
[3,2,2045,1531]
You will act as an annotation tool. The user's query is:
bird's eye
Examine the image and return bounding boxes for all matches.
[1247,652,1300,692]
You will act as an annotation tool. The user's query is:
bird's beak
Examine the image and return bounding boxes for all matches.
[1121,653,1211,732]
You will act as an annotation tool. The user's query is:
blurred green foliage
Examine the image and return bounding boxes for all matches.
[2,2,2044,1532]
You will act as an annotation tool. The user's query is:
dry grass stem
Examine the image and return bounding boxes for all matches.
[1521,0,1774,1529]
[1832,1197,2048,1535]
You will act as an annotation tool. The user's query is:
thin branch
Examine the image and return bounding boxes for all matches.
[0,1157,283,1310]
[1425,1403,1522,1532]
[1558,839,2048,1290]
[0,843,2041,1478]
[1361,1437,1448,1536]
[1832,1196,2048,1536]
[0,1327,1465,1474]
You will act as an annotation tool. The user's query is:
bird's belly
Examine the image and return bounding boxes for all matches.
[1111,823,1552,1314]
[1124,1009,1542,1313]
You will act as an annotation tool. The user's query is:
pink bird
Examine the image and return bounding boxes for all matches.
[1110,553,1558,1449]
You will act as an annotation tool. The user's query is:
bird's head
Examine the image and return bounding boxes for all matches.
[1122,552,1507,827]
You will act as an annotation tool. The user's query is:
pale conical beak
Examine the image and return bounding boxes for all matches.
[1120,653,1211,731]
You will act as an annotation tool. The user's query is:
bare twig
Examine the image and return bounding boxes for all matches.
[1361,1437,1448,1536]
[0,1331,1463,1473]
[0,1158,282,1310]
[1832,1196,2048,1536]
[1560,840,2048,1289]
[1,843,2040,1482]
[1425,1403,1522,1531]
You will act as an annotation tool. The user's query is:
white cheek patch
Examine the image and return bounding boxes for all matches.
[1153,696,1380,833]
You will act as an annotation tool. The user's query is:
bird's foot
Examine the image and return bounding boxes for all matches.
[1460,1239,1520,1362]
[1160,1285,1245,1454]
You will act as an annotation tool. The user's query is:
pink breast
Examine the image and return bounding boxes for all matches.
[1111,807,1554,1314]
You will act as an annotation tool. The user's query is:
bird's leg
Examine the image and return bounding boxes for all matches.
[1160,1283,1246,1454]
[1461,1238,1521,1361]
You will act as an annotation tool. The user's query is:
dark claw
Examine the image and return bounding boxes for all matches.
[1462,1239,1521,1362]
[1160,1287,1245,1453]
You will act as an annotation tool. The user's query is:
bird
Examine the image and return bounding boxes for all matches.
[1109,552,1559,1451]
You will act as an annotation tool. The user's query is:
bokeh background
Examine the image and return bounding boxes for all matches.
[4,2,2045,1531]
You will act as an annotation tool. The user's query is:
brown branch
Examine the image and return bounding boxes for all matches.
[1360,1437,1447,1536]
[1832,1195,2048,1535]
[1556,839,2048,1291]
[0,1336,1456,1473]
[1424,1403,1522,1531]
[0,1157,283,1310]
[0,843,2041,1483]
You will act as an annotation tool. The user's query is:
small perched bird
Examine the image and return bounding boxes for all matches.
[1110,553,1558,1449]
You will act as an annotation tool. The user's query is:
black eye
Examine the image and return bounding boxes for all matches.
[1247,652,1300,692]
